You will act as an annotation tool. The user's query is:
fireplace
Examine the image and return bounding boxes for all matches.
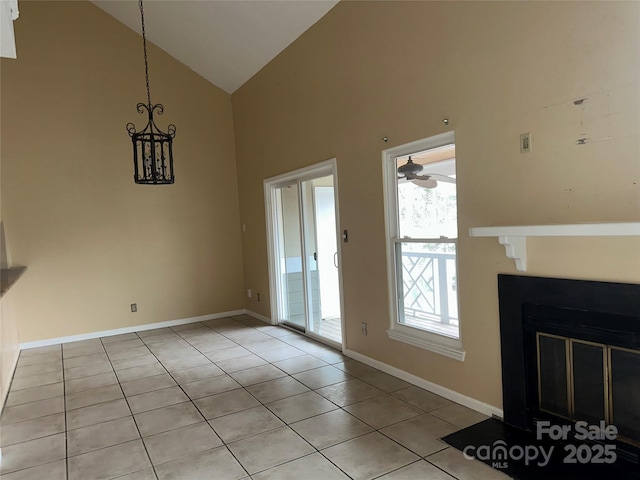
[498,275,640,463]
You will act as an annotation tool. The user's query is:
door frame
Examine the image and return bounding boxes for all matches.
[264,158,345,349]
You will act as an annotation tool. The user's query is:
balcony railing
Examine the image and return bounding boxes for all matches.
[400,250,458,337]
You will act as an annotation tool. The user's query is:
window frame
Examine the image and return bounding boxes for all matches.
[382,132,465,361]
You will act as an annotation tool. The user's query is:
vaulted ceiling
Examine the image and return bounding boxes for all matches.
[92,0,339,94]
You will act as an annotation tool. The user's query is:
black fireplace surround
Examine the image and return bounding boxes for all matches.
[498,275,640,457]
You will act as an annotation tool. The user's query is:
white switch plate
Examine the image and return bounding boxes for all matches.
[520,133,531,153]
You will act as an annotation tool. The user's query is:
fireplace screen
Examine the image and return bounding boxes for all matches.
[573,341,607,425]
[536,333,639,445]
[537,334,571,418]
[610,347,640,442]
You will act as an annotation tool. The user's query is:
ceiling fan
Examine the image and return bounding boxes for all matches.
[397,156,456,188]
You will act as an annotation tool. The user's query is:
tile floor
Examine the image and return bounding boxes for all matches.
[0,314,511,479]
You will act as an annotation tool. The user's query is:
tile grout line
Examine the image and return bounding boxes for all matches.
[60,344,69,480]
[63,354,415,473]
[131,328,244,479]
[62,340,149,462]
[164,319,437,464]
[6,344,68,478]
[159,321,307,473]
[3,318,481,480]
[59,358,459,438]
[3,345,66,477]
[368,459,425,480]
[173,320,358,477]
[422,447,466,480]
[163,323,255,479]
[204,321,357,479]
[232,322,460,476]
[103,333,159,480]
[44,336,191,477]
[175,319,425,479]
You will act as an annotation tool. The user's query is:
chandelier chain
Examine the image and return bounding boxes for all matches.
[139,0,151,108]
[127,0,175,185]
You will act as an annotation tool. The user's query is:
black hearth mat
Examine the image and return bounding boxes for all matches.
[443,418,640,480]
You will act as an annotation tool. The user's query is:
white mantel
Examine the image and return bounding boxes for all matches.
[1,0,19,59]
[469,222,640,271]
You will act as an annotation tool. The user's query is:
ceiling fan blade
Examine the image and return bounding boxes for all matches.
[398,173,437,188]
[405,173,431,180]
[424,173,456,184]
[411,178,438,189]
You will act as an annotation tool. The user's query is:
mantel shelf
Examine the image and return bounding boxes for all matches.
[468,222,640,272]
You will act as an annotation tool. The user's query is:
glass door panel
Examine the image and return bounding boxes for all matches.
[274,184,305,330]
[300,180,320,333]
[302,176,342,343]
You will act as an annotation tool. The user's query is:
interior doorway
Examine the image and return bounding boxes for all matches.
[265,160,343,347]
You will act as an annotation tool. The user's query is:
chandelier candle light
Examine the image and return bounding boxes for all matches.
[126,0,176,185]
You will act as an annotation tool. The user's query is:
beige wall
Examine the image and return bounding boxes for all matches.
[1,1,245,343]
[232,1,640,408]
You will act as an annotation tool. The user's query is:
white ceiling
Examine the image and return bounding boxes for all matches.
[92,0,339,94]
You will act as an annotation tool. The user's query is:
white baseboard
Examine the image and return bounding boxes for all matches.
[19,309,246,349]
[245,310,273,325]
[343,348,503,419]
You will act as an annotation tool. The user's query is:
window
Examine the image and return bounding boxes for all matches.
[383,132,465,361]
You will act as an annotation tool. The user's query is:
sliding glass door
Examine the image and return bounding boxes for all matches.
[267,162,342,345]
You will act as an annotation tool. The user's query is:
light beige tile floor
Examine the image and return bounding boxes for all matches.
[0,314,510,479]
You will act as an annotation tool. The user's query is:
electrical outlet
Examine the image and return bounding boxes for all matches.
[257,292,261,302]
[247,289,252,298]
[361,322,367,335]
[131,303,137,313]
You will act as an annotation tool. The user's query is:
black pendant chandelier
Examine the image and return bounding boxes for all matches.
[126,0,176,185]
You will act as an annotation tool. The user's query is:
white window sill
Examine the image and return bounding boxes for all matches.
[387,328,466,361]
